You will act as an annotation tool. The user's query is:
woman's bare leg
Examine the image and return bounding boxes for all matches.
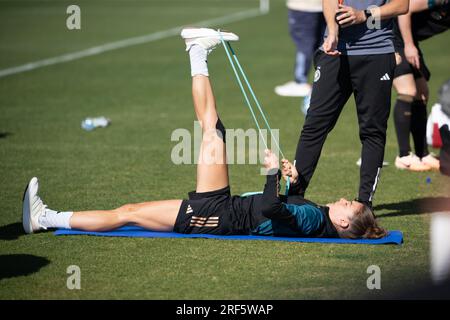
[192,74,229,192]
[393,74,417,98]
[70,200,182,232]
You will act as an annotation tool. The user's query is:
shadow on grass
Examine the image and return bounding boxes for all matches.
[375,197,450,218]
[0,222,26,240]
[0,254,50,280]
[0,132,12,139]
[377,279,450,299]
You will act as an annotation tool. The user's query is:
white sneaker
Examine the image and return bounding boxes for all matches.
[22,177,47,234]
[181,27,239,52]
[275,81,312,97]
[395,153,431,171]
[421,154,440,170]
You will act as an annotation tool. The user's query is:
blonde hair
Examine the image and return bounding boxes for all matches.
[338,205,387,239]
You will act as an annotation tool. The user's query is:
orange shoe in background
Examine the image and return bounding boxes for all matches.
[421,154,440,170]
[395,153,432,172]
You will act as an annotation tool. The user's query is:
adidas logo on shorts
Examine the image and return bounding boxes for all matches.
[186,204,193,214]
[189,216,219,228]
[380,73,390,81]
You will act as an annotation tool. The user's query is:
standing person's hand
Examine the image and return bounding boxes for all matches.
[281,159,299,184]
[263,149,279,173]
[336,5,367,28]
[323,33,341,56]
[404,42,420,69]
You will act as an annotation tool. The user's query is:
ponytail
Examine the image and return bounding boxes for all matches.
[363,225,388,239]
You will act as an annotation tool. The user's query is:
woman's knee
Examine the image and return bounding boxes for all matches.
[394,77,417,98]
[114,204,140,223]
[200,117,226,142]
[198,112,218,130]
[115,203,139,215]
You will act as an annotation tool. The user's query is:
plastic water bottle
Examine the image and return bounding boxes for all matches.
[81,116,111,131]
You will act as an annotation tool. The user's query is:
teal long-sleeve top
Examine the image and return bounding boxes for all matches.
[251,172,325,237]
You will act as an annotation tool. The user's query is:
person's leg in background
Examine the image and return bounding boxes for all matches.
[393,74,416,158]
[392,72,431,171]
[411,76,440,169]
[411,77,430,158]
[292,52,353,196]
[275,10,324,97]
[392,47,435,171]
[351,53,396,206]
[291,11,324,87]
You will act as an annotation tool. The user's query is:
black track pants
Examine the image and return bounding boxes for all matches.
[294,51,396,203]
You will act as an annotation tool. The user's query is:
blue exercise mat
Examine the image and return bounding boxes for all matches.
[54,226,403,245]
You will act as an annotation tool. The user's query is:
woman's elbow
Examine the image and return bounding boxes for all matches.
[398,0,410,15]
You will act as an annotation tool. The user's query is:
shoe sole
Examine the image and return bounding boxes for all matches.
[22,177,37,234]
[395,163,431,172]
[422,162,440,170]
[22,181,32,234]
[409,167,431,172]
[181,28,239,41]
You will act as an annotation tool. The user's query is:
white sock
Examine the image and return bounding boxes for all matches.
[189,44,208,77]
[39,208,73,229]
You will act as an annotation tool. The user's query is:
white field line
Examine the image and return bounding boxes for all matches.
[0,8,264,79]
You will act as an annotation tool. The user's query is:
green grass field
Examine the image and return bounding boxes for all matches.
[1,0,450,299]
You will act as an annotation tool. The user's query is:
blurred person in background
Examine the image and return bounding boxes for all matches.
[427,79,450,176]
[392,0,449,171]
[275,0,326,97]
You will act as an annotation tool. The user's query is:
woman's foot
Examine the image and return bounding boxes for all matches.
[181,28,239,77]
[22,177,47,234]
[395,153,431,171]
[181,27,239,52]
[421,154,440,170]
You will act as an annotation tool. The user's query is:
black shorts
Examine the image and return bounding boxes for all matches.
[174,186,236,235]
[394,45,431,81]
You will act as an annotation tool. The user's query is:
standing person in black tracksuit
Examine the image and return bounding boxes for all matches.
[290,0,409,207]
